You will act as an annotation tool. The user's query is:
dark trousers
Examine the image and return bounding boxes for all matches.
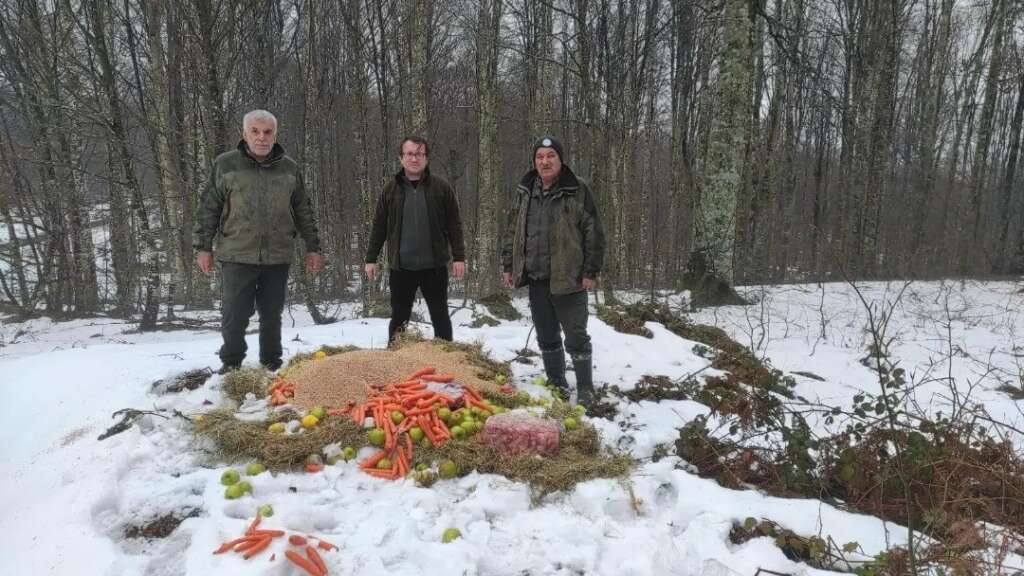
[219,262,290,366]
[527,279,591,359]
[388,267,452,343]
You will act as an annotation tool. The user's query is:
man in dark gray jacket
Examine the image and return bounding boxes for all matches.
[501,136,605,407]
[194,110,323,374]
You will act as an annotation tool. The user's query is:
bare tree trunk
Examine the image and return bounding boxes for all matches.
[691,0,753,288]
[87,0,161,330]
[964,0,1006,272]
[474,0,503,297]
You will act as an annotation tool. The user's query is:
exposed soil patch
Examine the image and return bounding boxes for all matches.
[123,508,201,539]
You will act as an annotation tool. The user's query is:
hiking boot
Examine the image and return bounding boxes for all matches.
[261,359,283,372]
[217,363,241,375]
[572,355,595,408]
[540,347,571,401]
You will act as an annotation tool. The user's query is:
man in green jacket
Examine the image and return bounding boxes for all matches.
[501,136,605,406]
[365,136,466,344]
[193,110,323,374]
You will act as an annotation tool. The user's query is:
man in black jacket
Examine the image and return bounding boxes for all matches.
[365,136,466,344]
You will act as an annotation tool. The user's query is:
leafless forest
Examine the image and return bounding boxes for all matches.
[0,0,1022,328]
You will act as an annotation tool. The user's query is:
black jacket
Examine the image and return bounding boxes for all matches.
[365,168,465,269]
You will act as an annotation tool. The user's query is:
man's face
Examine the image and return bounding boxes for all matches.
[534,147,561,184]
[400,141,428,177]
[243,118,277,158]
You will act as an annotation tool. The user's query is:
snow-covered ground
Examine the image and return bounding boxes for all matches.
[1,280,1022,575]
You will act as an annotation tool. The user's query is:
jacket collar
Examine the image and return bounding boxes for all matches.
[395,166,432,186]
[518,164,580,196]
[238,140,286,165]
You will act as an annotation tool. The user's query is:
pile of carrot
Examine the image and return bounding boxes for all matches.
[340,365,490,480]
[269,379,296,405]
[212,515,283,559]
[213,516,337,575]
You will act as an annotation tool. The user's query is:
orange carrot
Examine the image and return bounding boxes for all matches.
[286,550,324,576]
[359,450,389,469]
[213,536,257,554]
[243,537,273,559]
[408,366,436,379]
[289,534,308,546]
[317,539,338,551]
[235,538,266,553]
[306,545,328,574]
[246,515,262,535]
[250,529,285,538]
[364,467,398,479]
[306,463,324,473]
[421,373,454,382]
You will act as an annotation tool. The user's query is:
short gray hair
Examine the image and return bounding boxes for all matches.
[242,109,278,132]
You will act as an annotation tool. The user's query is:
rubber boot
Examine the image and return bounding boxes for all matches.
[541,347,571,402]
[572,355,595,408]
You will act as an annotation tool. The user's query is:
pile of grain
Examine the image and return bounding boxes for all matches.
[288,341,503,410]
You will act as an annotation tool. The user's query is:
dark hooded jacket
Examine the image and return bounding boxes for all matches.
[501,164,604,295]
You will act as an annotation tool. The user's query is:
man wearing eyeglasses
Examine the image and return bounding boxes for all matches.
[365,136,466,344]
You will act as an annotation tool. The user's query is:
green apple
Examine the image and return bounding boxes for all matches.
[220,469,241,486]
[438,459,458,479]
[377,458,392,470]
[442,528,462,543]
[342,446,357,461]
[391,410,405,425]
[224,484,245,499]
[409,427,425,442]
[310,406,326,420]
[367,428,386,447]
[257,504,274,517]
[450,425,466,439]
[564,417,579,430]
[237,480,253,494]
[246,462,266,476]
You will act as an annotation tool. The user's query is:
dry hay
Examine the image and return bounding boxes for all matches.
[285,340,509,411]
[414,402,627,500]
[221,368,274,404]
[416,428,630,501]
[193,408,366,470]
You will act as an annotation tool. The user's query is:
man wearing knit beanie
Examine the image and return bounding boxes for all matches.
[500,136,606,409]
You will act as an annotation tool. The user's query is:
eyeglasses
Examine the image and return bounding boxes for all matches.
[402,152,427,159]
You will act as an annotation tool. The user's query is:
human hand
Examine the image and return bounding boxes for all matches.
[305,252,324,274]
[196,251,214,275]
[451,261,466,279]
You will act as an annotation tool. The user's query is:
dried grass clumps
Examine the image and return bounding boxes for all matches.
[221,368,274,404]
[417,429,631,501]
[193,408,365,470]
[285,345,362,369]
